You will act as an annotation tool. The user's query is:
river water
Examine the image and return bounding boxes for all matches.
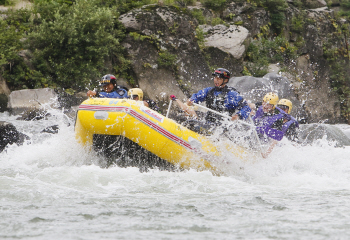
[1,109,350,239]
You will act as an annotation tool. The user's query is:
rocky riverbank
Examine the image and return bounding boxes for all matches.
[1,0,349,124]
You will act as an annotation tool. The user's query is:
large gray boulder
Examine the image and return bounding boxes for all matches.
[0,121,29,153]
[8,88,58,118]
[303,0,327,9]
[202,24,250,59]
[119,5,213,106]
[228,73,306,118]
[298,124,350,147]
[119,5,253,105]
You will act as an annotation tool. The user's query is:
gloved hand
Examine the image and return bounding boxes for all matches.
[170,95,177,101]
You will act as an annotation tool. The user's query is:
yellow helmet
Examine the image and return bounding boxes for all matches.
[128,88,143,101]
[277,99,292,114]
[263,92,279,108]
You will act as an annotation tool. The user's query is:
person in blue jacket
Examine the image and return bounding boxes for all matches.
[87,74,128,98]
[171,68,250,134]
[186,68,251,124]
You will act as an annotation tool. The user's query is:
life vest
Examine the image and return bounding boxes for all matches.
[281,115,299,134]
[205,86,237,123]
[253,106,286,141]
[274,106,299,134]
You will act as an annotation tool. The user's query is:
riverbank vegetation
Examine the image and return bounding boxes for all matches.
[0,0,349,119]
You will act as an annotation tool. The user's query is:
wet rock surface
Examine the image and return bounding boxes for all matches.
[0,121,30,153]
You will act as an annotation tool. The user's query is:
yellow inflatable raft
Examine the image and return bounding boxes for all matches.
[75,98,248,175]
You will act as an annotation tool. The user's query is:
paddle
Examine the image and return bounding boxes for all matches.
[248,116,264,153]
[191,103,253,127]
[166,97,173,118]
[191,102,264,154]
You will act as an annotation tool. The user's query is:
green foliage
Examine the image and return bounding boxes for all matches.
[191,8,206,24]
[0,19,22,67]
[195,26,207,50]
[30,0,74,29]
[174,0,195,7]
[341,0,350,8]
[245,42,269,76]
[157,50,177,69]
[244,36,298,77]
[270,12,285,34]
[250,0,287,34]
[265,0,288,11]
[291,15,305,33]
[201,0,227,12]
[25,0,128,89]
[116,0,157,14]
[0,9,34,88]
[0,0,14,6]
[323,38,350,120]
[130,32,152,41]
[339,0,350,19]
[211,17,226,26]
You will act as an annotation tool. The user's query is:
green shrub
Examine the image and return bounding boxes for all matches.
[250,0,287,34]
[291,15,305,33]
[0,19,22,67]
[341,0,350,8]
[245,43,269,77]
[157,50,177,69]
[116,0,158,14]
[270,12,285,34]
[191,8,206,24]
[211,17,225,26]
[0,9,34,88]
[0,0,14,6]
[339,0,350,19]
[195,26,207,50]
[175,0,195,7]
[244,36,298,77]
[323,38,350,121]
[26,0,128,90]
[201,0,227,12]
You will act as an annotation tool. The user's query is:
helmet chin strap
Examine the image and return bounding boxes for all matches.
[215,78,228,90]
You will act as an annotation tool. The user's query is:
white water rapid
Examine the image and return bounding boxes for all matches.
[1,109,350,239]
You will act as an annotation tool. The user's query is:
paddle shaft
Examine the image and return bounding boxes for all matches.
[248,115,263,154]
[192,102,263,153]
[166,99,173,118]
[192,103,253,127]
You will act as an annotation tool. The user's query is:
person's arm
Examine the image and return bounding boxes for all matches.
[189,87,212,104]
[170,95,197,118]
[261,140,278,158]
[226,91,251,120]
[87,90,97,97]
[248,102,257,116]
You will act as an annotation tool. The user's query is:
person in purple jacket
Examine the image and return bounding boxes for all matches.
[252,93,299,158]
[87,74,128,98]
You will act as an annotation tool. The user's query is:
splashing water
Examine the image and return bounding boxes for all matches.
[1,109,350,239]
